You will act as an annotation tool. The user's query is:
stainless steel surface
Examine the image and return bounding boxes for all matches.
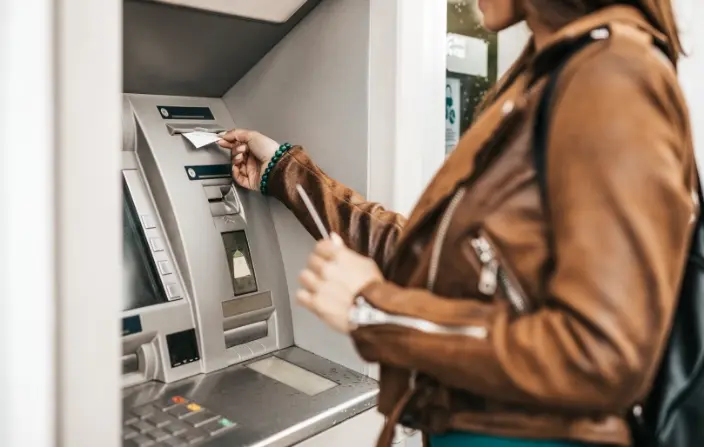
[123,347,379,447]
[123,0,324,97]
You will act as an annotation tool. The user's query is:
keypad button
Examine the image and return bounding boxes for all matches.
[147,411,171,428]
[147,429,170,442]
[218,418,236,428]
[123,413,139,426]
[200,419,231,436]
[162,438,187,447]
[186,403,202,413]
[158,260,173,275]
[182,429,206,444]
[157,396,188,411]
[184,410,218,427]
[164,421,189,436]
[140,215,156,230]
[165,283,182,300]
[166,405,192,419]
[149,238,164,252]
[133,405,157,419]
[125,434,155,447]
[132,420,155,434]
[123,427,139,440]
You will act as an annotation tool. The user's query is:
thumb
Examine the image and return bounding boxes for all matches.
[219,128,255,143]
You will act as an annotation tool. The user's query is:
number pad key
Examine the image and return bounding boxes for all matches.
[147,429,170,442]
[182,429,207,445]
[162,438,187,447]
[125,434,155,447]
[184,410,218,427]
[164,421,189,436]
[146,411,171,428]
[166,405,192,419]
[132,420,155,434]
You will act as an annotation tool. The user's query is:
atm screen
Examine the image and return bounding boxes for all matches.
[122,181,169,311]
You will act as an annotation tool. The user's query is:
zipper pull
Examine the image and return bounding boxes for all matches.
[471,238,498,295]
[479,259,499,295]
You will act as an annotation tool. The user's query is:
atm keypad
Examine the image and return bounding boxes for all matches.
[123,396,236,446]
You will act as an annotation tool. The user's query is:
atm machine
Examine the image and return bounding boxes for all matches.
[119,1,383,446]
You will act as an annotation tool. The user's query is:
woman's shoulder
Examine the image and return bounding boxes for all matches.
[556,24,683,106]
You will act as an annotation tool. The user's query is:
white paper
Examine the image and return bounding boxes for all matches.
[233,250,252,279]
[445,77,461,154]
[446,33,488,77]
[182,131,221,149]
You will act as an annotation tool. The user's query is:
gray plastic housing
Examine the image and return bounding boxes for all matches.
[121,95,294,386]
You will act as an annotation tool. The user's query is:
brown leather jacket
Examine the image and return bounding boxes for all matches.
[267,6,698,447]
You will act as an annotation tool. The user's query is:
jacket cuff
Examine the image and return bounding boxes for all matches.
[350,281,495,365]
[265,146,307,203]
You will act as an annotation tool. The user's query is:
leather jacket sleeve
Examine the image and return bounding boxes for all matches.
[350,48,697,411]
[267,147,406,268]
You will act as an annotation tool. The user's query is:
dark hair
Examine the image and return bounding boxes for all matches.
[478,0,682,114]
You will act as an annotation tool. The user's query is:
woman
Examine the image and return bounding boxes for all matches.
[218,1,696,446]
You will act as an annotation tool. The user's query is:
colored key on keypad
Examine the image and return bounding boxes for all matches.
[171,396,187,404]
[219,418,235,427]
[186,403,202,412]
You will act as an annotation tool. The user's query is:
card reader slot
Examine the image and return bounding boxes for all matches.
[122,353,139,375]
[121,341,159,388]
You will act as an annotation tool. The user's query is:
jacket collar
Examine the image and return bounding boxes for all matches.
[538,5,663,54]
[393,5,663,256]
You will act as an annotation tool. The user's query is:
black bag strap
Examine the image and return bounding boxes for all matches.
[532,34,597,208]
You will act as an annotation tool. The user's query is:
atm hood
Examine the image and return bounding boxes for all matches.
[152,0,310,23]
[123,0,323,97]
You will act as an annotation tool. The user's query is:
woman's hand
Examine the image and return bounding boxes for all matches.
[217,129,279,191]
[297,235,384,334]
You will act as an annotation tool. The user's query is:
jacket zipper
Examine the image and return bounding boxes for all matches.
[351,297,488,339]
[427,187,467,291]
[350,186,488,411]
[470,232,529,314]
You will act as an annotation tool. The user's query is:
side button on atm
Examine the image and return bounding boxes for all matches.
[140,215,157,230]
[166,283,183,300]
[149,238,165,252]
[158,260,173,275]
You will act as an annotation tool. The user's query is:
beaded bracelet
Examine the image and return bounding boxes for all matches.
[260,143,293,195]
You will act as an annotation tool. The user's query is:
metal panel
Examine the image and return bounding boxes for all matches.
[123,0,324,97]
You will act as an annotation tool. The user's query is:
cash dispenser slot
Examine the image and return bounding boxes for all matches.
[224,321,268,348]
[166,123,226,135]
[222,291,274,349]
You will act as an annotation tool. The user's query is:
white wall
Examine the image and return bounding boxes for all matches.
[1,1,122,447]
[0,1,56,446]
[498,23,530,77]
[55,1,123,446]
[223,0,372,375]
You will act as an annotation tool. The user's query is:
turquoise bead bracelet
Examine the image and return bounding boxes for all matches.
[260,143,293,195]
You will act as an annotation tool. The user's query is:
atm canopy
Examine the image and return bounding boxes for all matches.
[123,0,324,97]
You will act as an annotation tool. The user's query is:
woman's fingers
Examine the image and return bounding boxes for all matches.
[299,269,321,293]
[314,239,340,261]
[307,254,328,278]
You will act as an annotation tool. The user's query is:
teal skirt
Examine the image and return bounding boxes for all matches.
[429,432,593,447]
